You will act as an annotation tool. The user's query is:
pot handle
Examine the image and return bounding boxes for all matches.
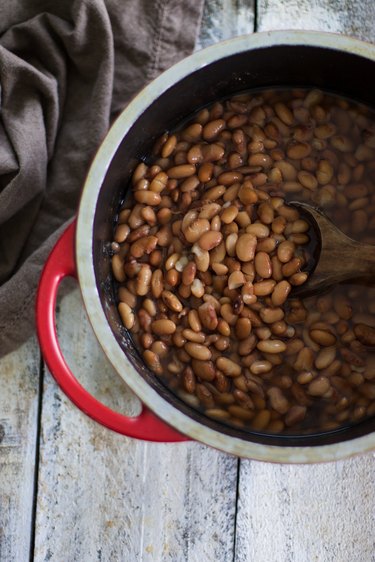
[36,220,188,442]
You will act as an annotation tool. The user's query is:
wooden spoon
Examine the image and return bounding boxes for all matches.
[290,201,375,297]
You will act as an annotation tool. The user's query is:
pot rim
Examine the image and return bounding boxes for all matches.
[76,30,375,463]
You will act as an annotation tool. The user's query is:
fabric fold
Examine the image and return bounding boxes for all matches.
[0,0,203,357]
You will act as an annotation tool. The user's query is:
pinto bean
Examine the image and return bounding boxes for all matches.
[354,323,375,346]
[235,233,257,262]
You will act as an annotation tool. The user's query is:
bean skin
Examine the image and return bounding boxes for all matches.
[309,329,337,347]
[151,319,176,335]
[185,342,212,361]
[167,164,196,178]
[308,376,331,397]
[216,357,242,377]
[272,280,291,306]
[257,339,287,354]
[255,251,272,278]
[235,233,257,262]
[118,302,135,329]
[354,323,375,346]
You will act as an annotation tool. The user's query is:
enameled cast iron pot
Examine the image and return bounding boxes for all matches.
[37,31,375,463]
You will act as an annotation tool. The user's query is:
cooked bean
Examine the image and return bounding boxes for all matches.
[143,350,163,374]
[281,257,302,278]
[235,233,257,262]
[253,279,276,296]
[267,387,289,414]
[150,172,168,193]
[274,102,294,125]
[187,310,201,332]
[182,329,205,343]
[185,342,212,361]
[183,218,210,243]
[167,164,196,179]
[294,347,314,371]
[285,405,306,427]
[198,302,218,331]
[316,159,334,184]
[198,162,214,183]
[238,182,258,204]
[203,118,226,140]
[196,384,215,408]
[250,360,272,375]
[287,142,311,160]
[202,143,225,162]
[191,359,216,381]
[259,307,284,324]
[118,287,137,309]
[277,240,295,263]
[297,371,314,385]
[257,339,287,354]
[254,251,272,278]
[192,244,210,272]
[136,265,152,296]
[251,410,271,430]
[182,261,196,286]
[315,347,336,370]
[191,278,205,297]
[228,271,246,290]
[118,302,135,330]
[271,280,291,306]
[198,230,223,251]
[308,376,330,396]
[221,205,239,224]
[112,253,126,282]
[151,319,176,335]
[133,190,161,206]
[235,317,252,340]
[309,329,336,347]
[289,272,308,286]
[246,223,270,238]
[130,235,158,258]
[162,290,183,312]
[354,323,375,346]
[216,357,241,377]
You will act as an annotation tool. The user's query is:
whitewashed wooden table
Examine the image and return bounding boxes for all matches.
[2,1,375,561]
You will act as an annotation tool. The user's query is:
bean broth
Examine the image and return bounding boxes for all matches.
[111,88,375,435]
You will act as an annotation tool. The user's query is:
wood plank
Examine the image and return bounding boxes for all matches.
[34,3,256,559]
[196,0,254,51]
[0,338,40,562]
[234,3,375,562]
[257,0,375,40]
[33,284,238,561]
[234,455,375,562]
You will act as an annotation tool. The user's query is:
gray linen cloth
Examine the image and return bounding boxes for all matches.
[0,0,203,357]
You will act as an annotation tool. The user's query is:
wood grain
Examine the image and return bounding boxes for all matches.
[33,3,255,558]
[33,285,238,561]
[196,0,254,50]
[235,455,375,562]
[0,338,40,562]
[233,3,375,562]
[257,0,375,41]
[11,2,375,562]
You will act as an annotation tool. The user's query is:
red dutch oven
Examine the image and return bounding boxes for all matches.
[37,31,375,463]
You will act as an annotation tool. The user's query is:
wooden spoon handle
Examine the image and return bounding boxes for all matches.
[340,239,375,280]
[312,235,375,289]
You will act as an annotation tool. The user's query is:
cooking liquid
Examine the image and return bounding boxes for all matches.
[115,88,375,435]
